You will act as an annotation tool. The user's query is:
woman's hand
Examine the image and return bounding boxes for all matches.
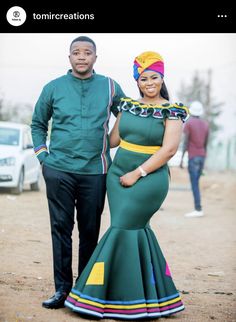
[120,169,141,187]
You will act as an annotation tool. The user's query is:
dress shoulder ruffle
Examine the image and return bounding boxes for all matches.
[118,97,189,122]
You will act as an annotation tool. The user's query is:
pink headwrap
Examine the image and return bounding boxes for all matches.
[133,51,164,80]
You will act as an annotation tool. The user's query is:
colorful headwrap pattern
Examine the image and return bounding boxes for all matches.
[133,51,164,81]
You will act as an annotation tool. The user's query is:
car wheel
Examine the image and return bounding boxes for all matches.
[12,168,24,195]
[30,179,40,191]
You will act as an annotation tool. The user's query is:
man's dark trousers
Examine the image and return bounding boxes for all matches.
[42,164,106,294]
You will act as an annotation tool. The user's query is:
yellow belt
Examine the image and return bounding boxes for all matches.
[119,139,161,154]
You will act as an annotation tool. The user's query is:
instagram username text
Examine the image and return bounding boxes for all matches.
[33,12,94,20]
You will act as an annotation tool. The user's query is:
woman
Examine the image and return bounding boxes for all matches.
[65,51,189,320]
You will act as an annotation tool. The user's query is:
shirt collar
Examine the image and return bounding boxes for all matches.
[67,69,96,82]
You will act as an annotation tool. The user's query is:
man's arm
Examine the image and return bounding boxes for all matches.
[204,126,209,151]
[110,79,126,117]
[31,84,53,164]
[180,132,189,168]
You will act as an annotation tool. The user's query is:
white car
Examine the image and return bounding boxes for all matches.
[0,121,41,194]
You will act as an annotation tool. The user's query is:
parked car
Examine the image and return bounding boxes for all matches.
[0,121,41,194]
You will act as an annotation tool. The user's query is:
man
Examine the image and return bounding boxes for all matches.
[180,101,209,218]
[31,36,125,309]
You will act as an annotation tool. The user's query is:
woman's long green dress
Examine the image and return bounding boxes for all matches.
[65,98,189,320]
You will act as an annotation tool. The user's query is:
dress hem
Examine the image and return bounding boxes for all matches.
[65,290,184,320]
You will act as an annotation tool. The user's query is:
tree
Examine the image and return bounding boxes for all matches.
[177,69,223,144]
[0,90,33,124]
[0,91,4,121]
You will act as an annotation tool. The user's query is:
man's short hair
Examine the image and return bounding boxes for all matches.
[70,36,96,52]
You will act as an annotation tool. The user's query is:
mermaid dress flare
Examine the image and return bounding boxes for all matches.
[65,98,189,320]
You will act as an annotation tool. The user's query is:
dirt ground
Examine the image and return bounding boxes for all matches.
[0,167,236,322]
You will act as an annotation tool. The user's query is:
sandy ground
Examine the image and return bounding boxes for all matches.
[0,167,236,322]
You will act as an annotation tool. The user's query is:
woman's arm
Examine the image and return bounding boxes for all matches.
[109,112,122,148]
[120,119,183,186]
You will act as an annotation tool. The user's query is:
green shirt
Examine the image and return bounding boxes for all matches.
[31,70,125,174]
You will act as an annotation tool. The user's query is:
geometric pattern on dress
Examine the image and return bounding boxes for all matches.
[165,262,172,277]
[86,262,105,285]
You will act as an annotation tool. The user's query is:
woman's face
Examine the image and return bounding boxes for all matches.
[137,71,163,98]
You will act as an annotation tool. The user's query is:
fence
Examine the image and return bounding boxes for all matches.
[206,136,236,171]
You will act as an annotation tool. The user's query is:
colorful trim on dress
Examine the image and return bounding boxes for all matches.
[65,290,184,320]
[120,139,161,154]
[119,98,189,122]
[34,144,47,157]
[100,78,115,174]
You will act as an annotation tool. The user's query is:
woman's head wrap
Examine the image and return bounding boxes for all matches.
[133,51,164,81]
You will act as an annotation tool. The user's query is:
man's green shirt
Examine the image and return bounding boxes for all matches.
[31,70,125,174]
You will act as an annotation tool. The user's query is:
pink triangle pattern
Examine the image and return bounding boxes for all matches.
[165,262,172,277]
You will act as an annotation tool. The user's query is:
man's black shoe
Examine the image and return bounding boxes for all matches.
[42,291,68,309]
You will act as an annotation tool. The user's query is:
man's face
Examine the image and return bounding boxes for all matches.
[69,41,97,78]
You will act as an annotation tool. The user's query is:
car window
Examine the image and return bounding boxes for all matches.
[0,127,20,146]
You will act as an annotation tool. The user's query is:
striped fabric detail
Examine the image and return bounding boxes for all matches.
[34,144,47,156]
[65,290,184,319]
[100,78,115,174]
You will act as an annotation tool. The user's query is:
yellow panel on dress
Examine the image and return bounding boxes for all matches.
[86,262,104,285]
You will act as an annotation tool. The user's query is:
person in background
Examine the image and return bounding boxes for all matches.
[65,51,188,320]
[180,101,209,217]
[31,36,125,309]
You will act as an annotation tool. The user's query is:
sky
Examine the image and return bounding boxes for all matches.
[0,33,236,140]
